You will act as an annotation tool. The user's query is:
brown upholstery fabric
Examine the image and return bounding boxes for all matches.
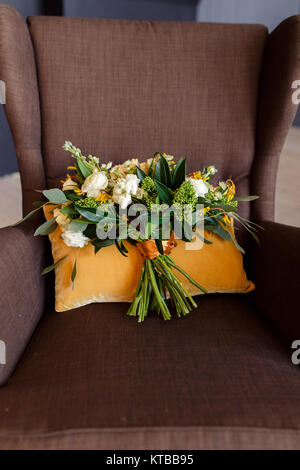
[0,223,46,386]
[0,5,45,217]
[250,221,300,345]
[1,6,300,449]
[27,16,268,221]
[1,296,300,449]
[252,16,300,222]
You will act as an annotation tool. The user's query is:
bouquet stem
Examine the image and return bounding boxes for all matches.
[127,240,207,322]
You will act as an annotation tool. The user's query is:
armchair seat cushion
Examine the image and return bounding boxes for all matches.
[0,295,300,450]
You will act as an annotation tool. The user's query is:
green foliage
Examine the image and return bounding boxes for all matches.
[142,176,156,194]
[75,197,100,209]
[43,189,68,204]
[42,256,68,276]
[12,204,45,226]
[173,180,197,209]
[136,166,148,182]
[71,261,77,290]
[142,177,159,210]
[172,157,186,189]
[154,180,173,205]
[34,217,57,236]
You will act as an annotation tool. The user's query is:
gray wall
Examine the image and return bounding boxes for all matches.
[197,0,300,31]
[64,0,197,21]
[197,0,300,125]
[0,0,45,176]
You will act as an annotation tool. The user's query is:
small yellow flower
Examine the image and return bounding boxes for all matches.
[67,166,77,171]
[199,206,210,217]
[191,171,209,182]
[95,191,111,204]
[223,215,231,225]
[226,180,236,202]
[74,187,85,196]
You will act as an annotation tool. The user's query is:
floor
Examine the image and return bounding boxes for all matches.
[0,126,299,228]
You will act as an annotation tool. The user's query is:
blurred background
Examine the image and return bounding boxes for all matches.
[0,0,300,226]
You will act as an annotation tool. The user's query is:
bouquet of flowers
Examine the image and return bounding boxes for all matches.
[19,142,259,322]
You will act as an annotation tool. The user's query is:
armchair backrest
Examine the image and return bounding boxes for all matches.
[1,5,299,222]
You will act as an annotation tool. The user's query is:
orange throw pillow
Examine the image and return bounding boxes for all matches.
[44,205,254,312]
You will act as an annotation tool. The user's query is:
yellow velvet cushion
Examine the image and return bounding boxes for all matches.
[44,206,254,312]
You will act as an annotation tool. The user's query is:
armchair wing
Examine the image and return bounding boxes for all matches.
[251,221,300,345]
[0,223,46,386]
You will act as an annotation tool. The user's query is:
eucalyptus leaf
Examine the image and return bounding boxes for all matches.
[43,189,68,204]
[77,156,92,179]
[235,195,259,202]
[42,255,68,276]
[69,220,88,232]
[76,206,101,223]
[32,201,46,208]
[12,204,45,226]
[195,231,213,245]
[34,218,58,236]
[60,205,76,216]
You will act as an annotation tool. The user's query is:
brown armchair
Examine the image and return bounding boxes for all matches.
[0,4,300,450]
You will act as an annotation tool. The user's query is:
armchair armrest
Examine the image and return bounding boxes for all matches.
[0,223,46,386]
[251,221,300,345]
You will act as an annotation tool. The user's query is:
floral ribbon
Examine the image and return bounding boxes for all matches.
[137,233,177,260]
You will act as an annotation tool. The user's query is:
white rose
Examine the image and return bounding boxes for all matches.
[63,178,78,191]
[61,230,90,248]
[53,208,70,230]
[187,178,208,198]
[112,190,132,209]
[81,169,108,198]
[135,188,146,199]
[124,174,140,196]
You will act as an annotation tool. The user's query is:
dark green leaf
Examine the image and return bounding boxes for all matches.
[148,158,155,178]
[159,155,172,187]
[155,239,164,255]
[154,180,173,205]
[136,166,148,182]
[172,157,186,189]
[42,256,68,275]
[153,153,163,183]
[92,238,114,254]
[84,224,97,239]
[43,189,68,204]
[63,190,82,202]
[115,240,128,257]
[71,261,77,290]
[34,218,57,236]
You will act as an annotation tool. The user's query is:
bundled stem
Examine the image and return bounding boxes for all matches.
[127,253,207,322]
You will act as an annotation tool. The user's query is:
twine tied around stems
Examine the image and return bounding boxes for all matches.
[137,233,177,260]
